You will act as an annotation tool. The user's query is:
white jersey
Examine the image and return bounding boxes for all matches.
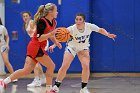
[0,25,8,46]
[67,22,99,49]
[26,20,36,37]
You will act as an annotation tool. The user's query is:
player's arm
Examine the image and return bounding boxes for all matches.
[98,28,116,39]
[36,19,56,42]
[29,20,36,30]
[49,34,62,49]
[5,34,9,46]
[48,44,56,53]
[38,32,56,42]
[90,24,116,39]
[3,27,10,49]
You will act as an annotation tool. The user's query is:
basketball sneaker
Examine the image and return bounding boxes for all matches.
[40,75,46,85]
[27,78,41,87]
[49,85,59,93]
[0,80,6,93]
[80,87,90,93]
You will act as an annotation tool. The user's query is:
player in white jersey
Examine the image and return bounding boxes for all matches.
[0,18,15,76]
[21,11,50,87]
[51,13,116,93]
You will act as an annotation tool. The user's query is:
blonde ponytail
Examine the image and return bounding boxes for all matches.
[34,3,56,23]
[34,5,45,23]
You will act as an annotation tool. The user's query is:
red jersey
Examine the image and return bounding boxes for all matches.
[26,18,56,60]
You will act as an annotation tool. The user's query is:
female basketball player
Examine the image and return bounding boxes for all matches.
[51,13,116,93]
[21,11,47,87]
[0,18,15,76]
[0,3,62,92]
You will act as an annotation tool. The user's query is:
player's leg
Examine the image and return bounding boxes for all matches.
[35,63,45,84]
[0,56,36,91]
[77,49,90,93]
[27,63,45,87]
[1,47,14,74]
[36,54,55,92]
[51,47,75,93]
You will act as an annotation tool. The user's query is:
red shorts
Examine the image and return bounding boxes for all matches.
[26,40,48,63]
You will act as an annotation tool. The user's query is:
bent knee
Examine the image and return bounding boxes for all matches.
[22,68,32,75]
[47,63,55,70]
[60,64,70,72]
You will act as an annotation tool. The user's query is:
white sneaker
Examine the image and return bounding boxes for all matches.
[80,87,90,93]
[50,85,59,93]
[27,87,36,93]
[0,80,6,93]
[27,79,41,87]
[40,77,46,85]
[27,87,44,93]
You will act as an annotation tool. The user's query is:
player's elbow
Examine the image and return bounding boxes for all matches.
[99,28,105,33]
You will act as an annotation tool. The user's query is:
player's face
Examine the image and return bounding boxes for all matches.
[75,16,84,25]
[51,6,58,18]
[22,13,31,23]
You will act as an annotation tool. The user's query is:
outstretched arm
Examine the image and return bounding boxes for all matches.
[98,28,116,40]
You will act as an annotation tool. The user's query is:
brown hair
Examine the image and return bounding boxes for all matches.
[76,13,86,21]
[34,3,56,23]
[21,11,32,17]
[21,11,32,30]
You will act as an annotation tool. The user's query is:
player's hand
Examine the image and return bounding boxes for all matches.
[53,28,61,34]
[107,33,117,40]
[48,44,56,53]
[56,42,62,49]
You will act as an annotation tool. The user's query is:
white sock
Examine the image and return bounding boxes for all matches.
[3,77,11,84]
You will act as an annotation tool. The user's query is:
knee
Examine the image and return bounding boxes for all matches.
[48,63,55,71]
[22,68,32,75]
[60,64,69,72]
[34,64,40,71]
[35,63,41,68]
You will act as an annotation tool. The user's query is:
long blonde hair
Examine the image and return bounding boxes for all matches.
[34,3,56,23]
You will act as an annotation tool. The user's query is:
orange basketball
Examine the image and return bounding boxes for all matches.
[55,27,71,42]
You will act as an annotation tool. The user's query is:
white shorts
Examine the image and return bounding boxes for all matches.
[65,45,89,57]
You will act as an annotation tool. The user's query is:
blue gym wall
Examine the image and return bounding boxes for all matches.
[4,0,140,73]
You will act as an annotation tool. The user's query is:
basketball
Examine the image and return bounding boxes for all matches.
[55,27,71,42]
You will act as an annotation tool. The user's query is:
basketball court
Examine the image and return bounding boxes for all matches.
[0,0,140,93]
[0,76,139,93]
